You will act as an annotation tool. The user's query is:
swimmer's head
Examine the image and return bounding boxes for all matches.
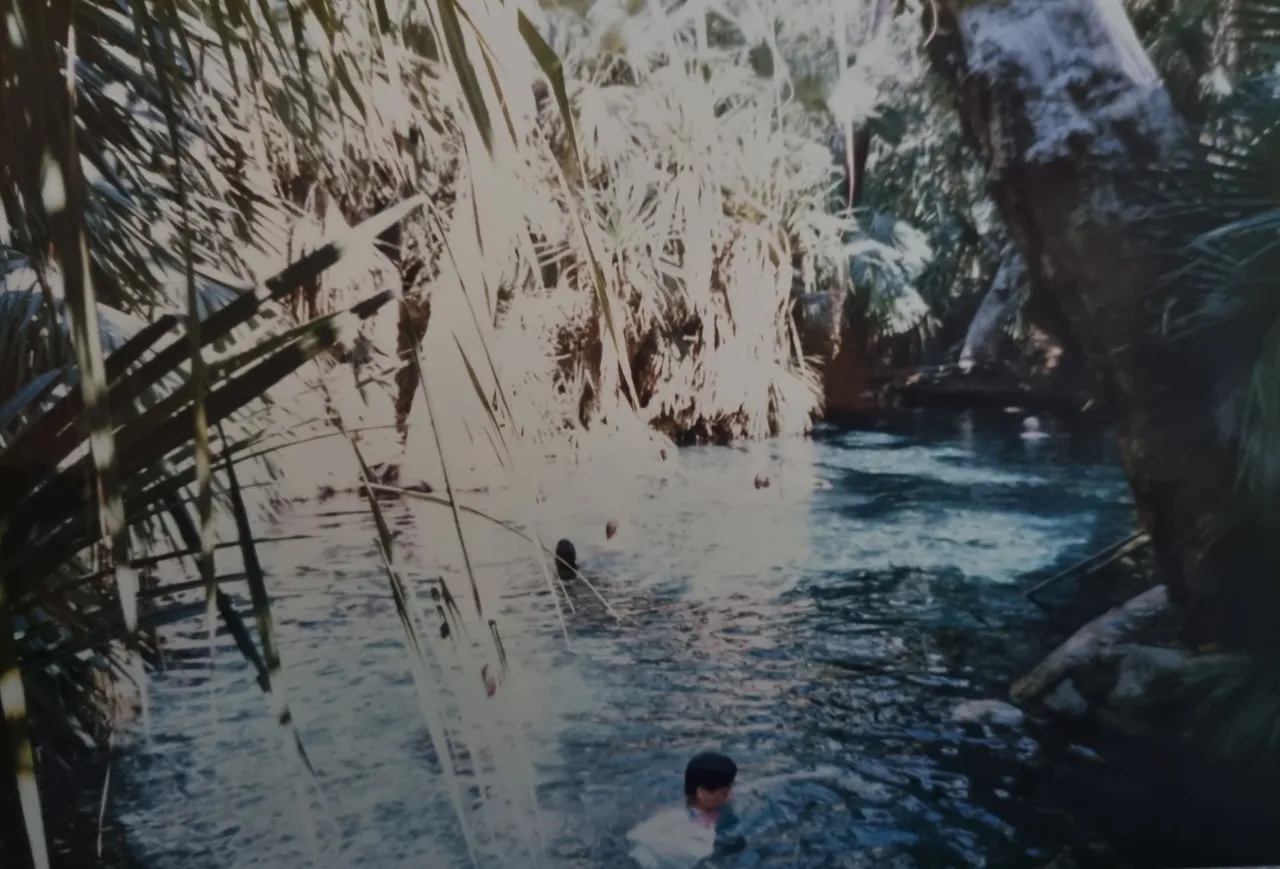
[554,539,577,581]
[685,751,737,812]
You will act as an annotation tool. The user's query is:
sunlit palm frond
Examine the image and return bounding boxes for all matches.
[0,183,423,866]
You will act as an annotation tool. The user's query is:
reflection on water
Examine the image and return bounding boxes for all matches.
[114,411,1138,869]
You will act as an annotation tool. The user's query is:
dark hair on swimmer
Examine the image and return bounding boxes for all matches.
[684,752,737,800]
[554,539,577,580]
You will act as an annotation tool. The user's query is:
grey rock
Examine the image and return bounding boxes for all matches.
[1094,703,1148,737]
[1043,679,1089,718]
[1011,585,1169,706]
[951,699,1025,727]
[1106,645,1192,707]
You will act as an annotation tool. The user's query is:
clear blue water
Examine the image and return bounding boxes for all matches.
[114,410,1142,869]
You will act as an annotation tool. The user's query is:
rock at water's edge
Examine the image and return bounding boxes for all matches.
[1107,645,1192,707]
[1043,679,1090,718]
[952,699,1026,727]
[1011,585,1170,706]
[1010,583,1257,741]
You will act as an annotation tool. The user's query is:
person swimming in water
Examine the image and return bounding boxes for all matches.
[554,538,578,582]
[626,752,743,867]
[625,754,845,867]
[683,751,740,831]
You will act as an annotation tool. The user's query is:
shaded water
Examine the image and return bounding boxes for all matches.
[114,411,1140,869]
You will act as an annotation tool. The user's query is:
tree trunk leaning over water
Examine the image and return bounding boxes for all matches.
[921,0,1280,651]
[958,245,1028,369]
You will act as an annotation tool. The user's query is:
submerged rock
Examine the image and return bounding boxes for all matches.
[951,698,1026,727]
[1067,743,1104,764]
[1041,850,1081,869]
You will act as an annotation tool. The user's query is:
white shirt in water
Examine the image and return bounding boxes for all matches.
[625,769,842,868]
[626,806,717,869]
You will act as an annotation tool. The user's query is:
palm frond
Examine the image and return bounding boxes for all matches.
[0,193,420,867]
[1150,7,1280,487]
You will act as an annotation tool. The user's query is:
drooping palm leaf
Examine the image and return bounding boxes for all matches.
[0,192,421,867]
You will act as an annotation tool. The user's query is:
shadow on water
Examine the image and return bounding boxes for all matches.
[109,408,1220,869]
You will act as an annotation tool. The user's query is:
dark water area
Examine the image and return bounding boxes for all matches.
[110,408,1231,869]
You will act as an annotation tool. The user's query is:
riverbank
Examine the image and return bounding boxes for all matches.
[879,369,1091,416]
[1008,540,1280,867]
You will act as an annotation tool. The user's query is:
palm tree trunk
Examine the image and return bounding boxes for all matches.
[921,0,1278,650]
